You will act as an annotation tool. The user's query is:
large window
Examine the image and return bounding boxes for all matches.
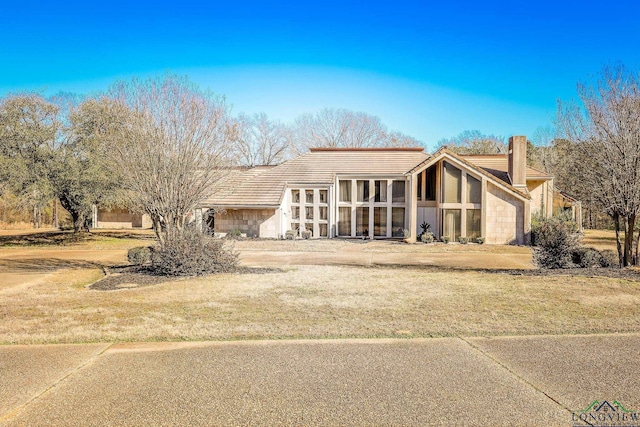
[443,162,461,203]
[339,181,351,202]
[374,207,387,237]
[375,180,387,202]
[291,206,300,220]
[467,175,481,204]
[392,181,405,203]
[338,207,351,236]
[356,207,369,237]
[289,187,329,239]
[425,165,436,201]
[392,208,405,237]
[443,209,461,240]
[319,206,327,220]
[357,180,370,202]
[466,209,481,239]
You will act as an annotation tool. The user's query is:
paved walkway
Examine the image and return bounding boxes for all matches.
[1,334,639,426]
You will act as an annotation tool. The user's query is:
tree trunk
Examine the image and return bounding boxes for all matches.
[633,226,640,265]
[614,213,623,268]
[624,215,635,267]
[53,199,58,229]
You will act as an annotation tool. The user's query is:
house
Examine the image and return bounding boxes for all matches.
[91,206,153,229]
[200,136,567,245]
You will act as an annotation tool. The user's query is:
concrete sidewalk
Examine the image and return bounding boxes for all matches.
[1,335,639,426]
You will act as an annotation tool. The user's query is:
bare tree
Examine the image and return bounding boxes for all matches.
[290,108,421,154]
[234,112,290,166]
[436,130,506,154]
[107,74,236,247]
[558,64,640,266]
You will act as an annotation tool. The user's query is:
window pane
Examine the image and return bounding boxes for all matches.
[338,207,351,236]
[444,162,461,203]
[319,206,327,220]
[319,223,328,237]
[306,190,314,204]
[466,209,481,239]
[425,166,436,201]
[305,206,314,220]
[291,206,300,219]
[305,223,314,236]
[319,190,328,204]
[356,207,369,237]
[357,180,370,202]
[467,175,481,204]
[291,190,300,203]
[392,181,405,203]
[392,207,405,237]
[443,209,461,240]
[417,171,423,199]
[375,180,387,202]
[339,180,351,202]
[374,207,387,237]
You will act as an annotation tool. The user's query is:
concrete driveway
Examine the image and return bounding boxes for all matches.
[2,334,639,426]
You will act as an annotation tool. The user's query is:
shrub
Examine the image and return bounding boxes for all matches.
[571,247,603,268]
[474,237,485,244]
[301,230,312,239]
[151,227,238,276]
[441,235,450,244]
[458,236,468,244]
[224,229,243,240]
[285,229,296,240]
[421,232,434,243]
[128,246,152,265]
[533,216,580,269]
[599,249,619,268]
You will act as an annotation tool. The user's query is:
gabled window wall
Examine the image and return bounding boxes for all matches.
[288,187,330,238]
[440,161,482,240]
[337,178,407,238]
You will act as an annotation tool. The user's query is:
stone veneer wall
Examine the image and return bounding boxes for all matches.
[485,183,524,244]
[215,209,278,238]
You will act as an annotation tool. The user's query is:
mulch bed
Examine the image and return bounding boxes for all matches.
[494,267,640,280]
[89,265,280,291]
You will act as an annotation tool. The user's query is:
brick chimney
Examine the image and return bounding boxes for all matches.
[508,136,527,188]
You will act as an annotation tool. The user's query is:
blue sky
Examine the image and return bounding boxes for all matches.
[1,0,639,150]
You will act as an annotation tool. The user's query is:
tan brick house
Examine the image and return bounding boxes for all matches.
[201,136,561,245]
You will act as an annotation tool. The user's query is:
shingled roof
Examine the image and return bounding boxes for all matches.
[202,148,430,207]
[460,155,553,184]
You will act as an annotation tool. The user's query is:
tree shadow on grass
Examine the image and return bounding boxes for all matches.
[0,258,105,273]
[0,231,154,247]
[89,265,281,291]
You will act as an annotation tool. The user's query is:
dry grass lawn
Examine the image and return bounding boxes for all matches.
[0,232,640,344]
[1,229,639,344]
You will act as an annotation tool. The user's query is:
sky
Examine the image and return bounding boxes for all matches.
[1,0,639,151]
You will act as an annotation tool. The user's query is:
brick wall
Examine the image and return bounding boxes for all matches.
[215,209,278,238]
[485,183,524,244]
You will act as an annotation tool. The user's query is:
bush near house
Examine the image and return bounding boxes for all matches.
[441,236,450,244]
[127,246,153,265]
[533,216,580,269]
[458,237,469,244]
[421,232,434,243]
[151,227,238,276]
[533,215,616,269]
